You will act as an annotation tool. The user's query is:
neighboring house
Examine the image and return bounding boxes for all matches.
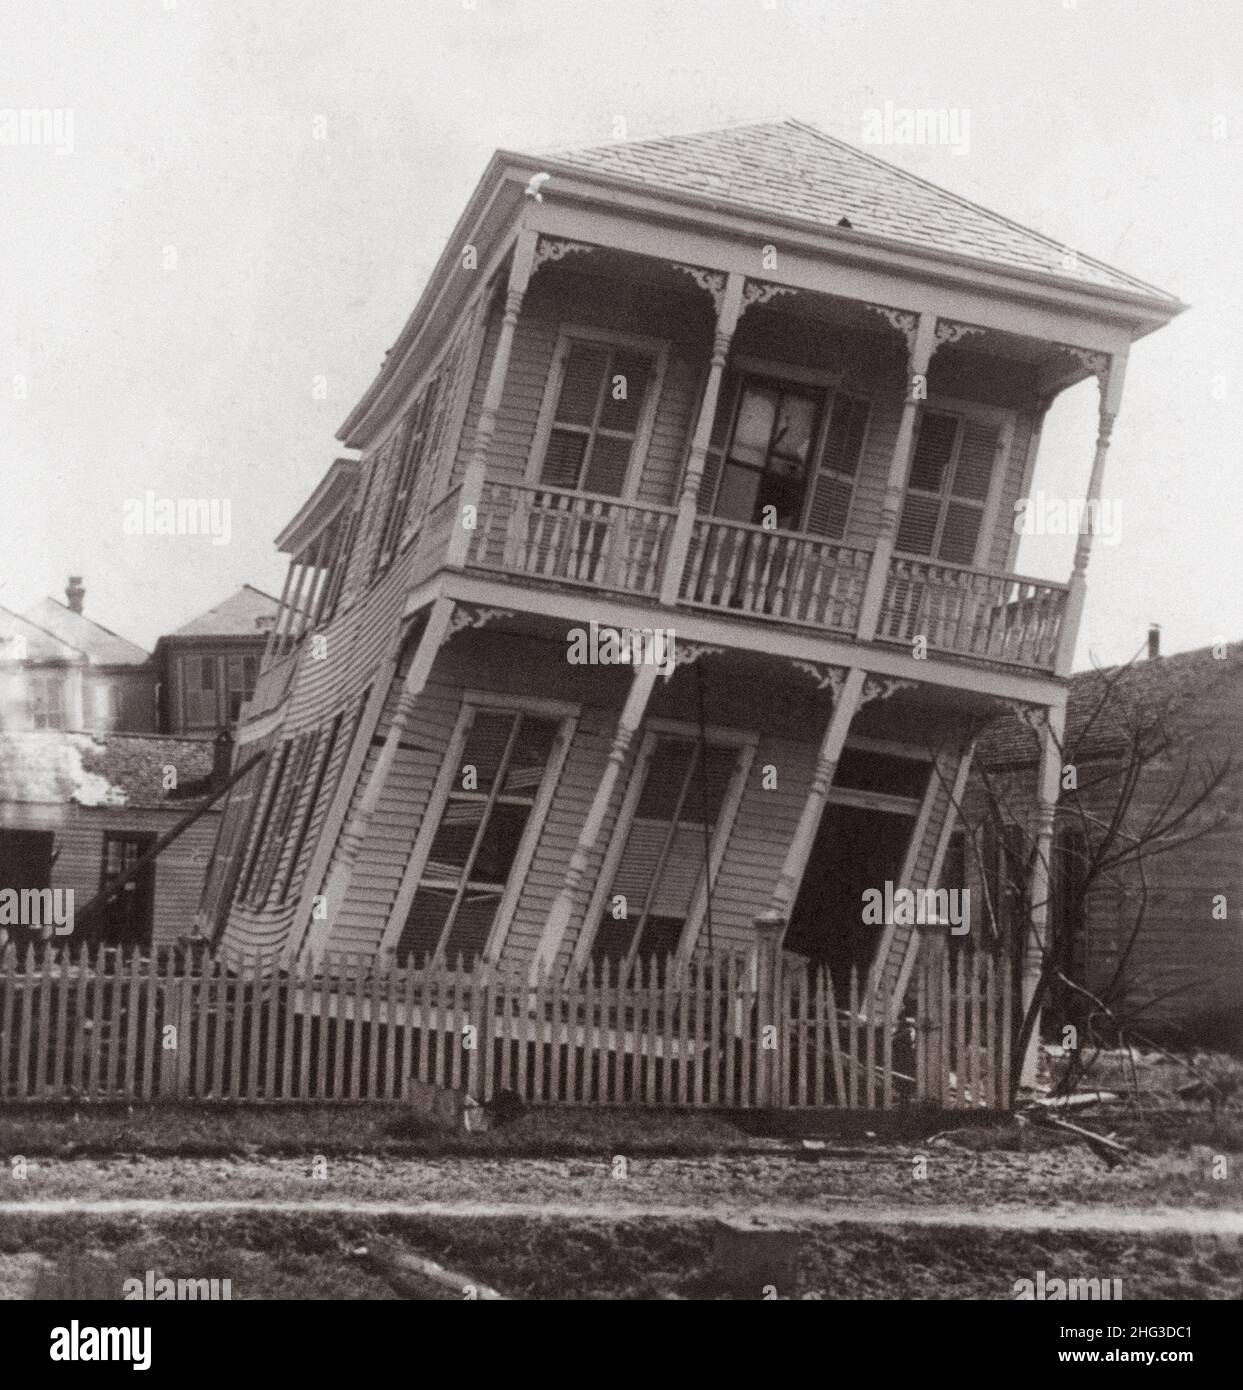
[0,730,224,951]
[153,585,280,733]
[0,578,156,734]
[962,638,1243,1044]
[199,116,1181,1027]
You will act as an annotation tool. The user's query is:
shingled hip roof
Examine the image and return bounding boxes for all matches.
[548,118,1178,303]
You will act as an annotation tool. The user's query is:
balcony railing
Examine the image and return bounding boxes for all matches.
[680,517,872,633]
[877,556,1068,668]
[467,482,675,598]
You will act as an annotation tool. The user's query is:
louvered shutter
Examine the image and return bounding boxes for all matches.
[805,393,870,539]
[938,416,1001,564]
[896,410,1001,565]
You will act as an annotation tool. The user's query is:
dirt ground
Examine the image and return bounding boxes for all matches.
[1,1050,1240,1299]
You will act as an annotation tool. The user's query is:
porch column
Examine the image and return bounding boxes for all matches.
[855,314,938,642]
[766,667,866,915]
[534,663,661,979]
[1054,353,1128,676]
[304,596,457,962]
[1019,702,1065,1088]
[264,557,297,664]
[659,272,745,605]
[445,226,539,568]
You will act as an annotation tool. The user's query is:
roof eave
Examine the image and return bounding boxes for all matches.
[498,149,1187,329]
[336,154,528,448]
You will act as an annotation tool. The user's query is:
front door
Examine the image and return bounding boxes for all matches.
[786,803,915,985]
[98,831,156,949]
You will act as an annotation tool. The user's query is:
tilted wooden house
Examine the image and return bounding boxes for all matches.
[198,120,1183,1049]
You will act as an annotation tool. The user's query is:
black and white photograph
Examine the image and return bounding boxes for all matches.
[1,0,1240,1354]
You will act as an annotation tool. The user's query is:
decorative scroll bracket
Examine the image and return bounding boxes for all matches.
[533,238,595,272]
[935,319,987,348]
[670,263,726,312]
[1057,343,1110,381]
[445,605,515,641]
[860,675,918,707]
[742,279,798,313]
[667,640,726,677]
[863,304,918,353]
[789,660,848,704]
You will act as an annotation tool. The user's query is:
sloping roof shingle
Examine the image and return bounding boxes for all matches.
[981,643,1243,767]
[169,585,280,638]
[23,597,149,667]
[551,119,1177,302]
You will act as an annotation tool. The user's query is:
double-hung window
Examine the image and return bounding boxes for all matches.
[397,704,567,968]
[584,731,752,975]
[536,334,660,497]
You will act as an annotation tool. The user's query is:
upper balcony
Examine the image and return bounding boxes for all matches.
[463,479,1066,671]
[314,122,1182,697]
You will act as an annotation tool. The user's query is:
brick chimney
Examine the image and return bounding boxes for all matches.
[65,576,85,614]
[1147,623,1161,660]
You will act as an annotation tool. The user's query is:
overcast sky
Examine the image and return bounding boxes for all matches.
[2,0,1239,669]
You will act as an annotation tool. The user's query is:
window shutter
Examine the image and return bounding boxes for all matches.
[937,416,1001,564]
[805,393,870,539]
[896,409,1002,566]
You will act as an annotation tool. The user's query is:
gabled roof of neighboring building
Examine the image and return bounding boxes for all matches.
[22,597,149,667]
[0,605,83,664]
[0,731,216,809]
[981,642,1243,767]
[165,585,281,639]
[552,119,1178,302]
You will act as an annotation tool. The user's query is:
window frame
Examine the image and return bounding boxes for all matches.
[29,672,66,730]
[701,358,872,541]
[380,691,580,966]
[526,324,670,501]
[571,719,757,975]
[894,395,1013,569]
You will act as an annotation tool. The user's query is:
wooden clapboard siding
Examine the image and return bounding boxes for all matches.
[0,803,218,949]
[966,661,1243,1038]
[327,678,460,954]
[984,407,1034,572]
[702,734,814,948]
[505,705,625,969]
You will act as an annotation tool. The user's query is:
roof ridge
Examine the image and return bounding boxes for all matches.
[2,603,90,660]
[35,596,150,656]
[778,118,1175,302]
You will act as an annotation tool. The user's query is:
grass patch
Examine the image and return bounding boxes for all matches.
[0,1103,763,1161]
[1,1211,1239,1300]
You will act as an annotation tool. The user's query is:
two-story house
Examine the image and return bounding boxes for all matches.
[153,585,280,734]
[199,121,1181,1057]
